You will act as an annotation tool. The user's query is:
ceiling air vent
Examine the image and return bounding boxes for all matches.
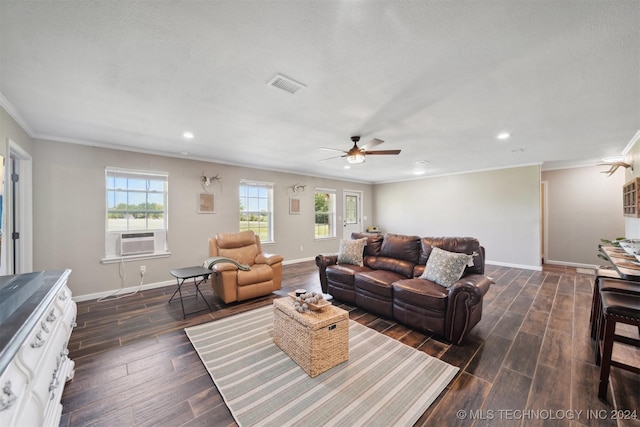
[267,74,306,94]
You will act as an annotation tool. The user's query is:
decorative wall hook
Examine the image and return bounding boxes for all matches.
[201,173,221,191]
[598,161,632,177]
[287,183,306,194]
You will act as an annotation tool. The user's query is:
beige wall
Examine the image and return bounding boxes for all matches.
[374,166,542,269]
[4,101,633,296]
[0,107,34,275]
[542,166,624,267]
[31,139,374,298]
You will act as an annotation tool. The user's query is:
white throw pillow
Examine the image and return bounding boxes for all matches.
[421,246,473,287]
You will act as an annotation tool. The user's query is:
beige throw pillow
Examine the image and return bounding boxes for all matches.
[337,238,367,266]
[421,246,473,287]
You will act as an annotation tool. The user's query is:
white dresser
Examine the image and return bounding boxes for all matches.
[0,269,75,427]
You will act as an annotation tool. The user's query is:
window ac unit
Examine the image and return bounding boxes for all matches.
[120,232,155,256]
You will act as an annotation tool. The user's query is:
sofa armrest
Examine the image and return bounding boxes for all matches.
[256,253,284,265]
[445,274,494,344]
[210,263,239,273]
[315,254,338,293]
[449,275,493,302]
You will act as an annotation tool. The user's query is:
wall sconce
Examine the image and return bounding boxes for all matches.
[287,183,306,194]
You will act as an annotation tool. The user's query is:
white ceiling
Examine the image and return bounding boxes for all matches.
[1,1,638,183]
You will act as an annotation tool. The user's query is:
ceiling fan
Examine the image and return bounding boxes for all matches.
[319,136,401,164]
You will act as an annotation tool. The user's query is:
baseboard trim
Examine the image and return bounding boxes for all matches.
[73,279,175,302]
[283,257,316,265]
[544,259,598,270]
[485,260,542,271]
[75,258,317,302]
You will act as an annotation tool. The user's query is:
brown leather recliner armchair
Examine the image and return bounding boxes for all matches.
[207,230,284,303]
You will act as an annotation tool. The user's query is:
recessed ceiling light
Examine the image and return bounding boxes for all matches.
[344,165,351,169]
[180,151,190,156]
[497,132,511,140]
[415,160,430,165]
[413,170,426,175]
[183,131,194,139]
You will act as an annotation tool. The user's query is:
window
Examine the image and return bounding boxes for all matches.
[103,168,169,261]
[106,168,168,231]
[345,194,358,225]
[239,180,274,243]
[315,189,336,238]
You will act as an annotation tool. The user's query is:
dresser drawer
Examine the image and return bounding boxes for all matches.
[0,361,29,426]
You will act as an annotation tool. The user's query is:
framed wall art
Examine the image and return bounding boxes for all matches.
[198,192,215,213]
[289,197,300,215]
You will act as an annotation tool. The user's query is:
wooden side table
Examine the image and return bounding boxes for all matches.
[169,267,212,319]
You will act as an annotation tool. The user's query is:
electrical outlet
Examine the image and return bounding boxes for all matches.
[300,246,303,251]
[140,265,146,275]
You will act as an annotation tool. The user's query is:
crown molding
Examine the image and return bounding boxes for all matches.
[0,92,34,136]
[622,130,640,156]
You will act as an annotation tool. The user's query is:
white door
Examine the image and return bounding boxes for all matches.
[343,190,363,238]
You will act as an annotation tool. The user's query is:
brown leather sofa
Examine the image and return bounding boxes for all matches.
[207,230,284,303]
[315,233,493,344]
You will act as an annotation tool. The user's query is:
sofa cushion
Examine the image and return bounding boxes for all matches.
[326,264,371,304]
[371,257,416,278]
[419,237,483,275]
[219,244,259,266]
[421,247,473,287]
[379,234,421,263]
[326,264,370,286]
[355,270,405,298]
[237,264,273,286]
[393,278,448,336]
[351,232,384,256]
[393,278,448,313]
[337,238,367,266]
[355,270,403,318]
[370,234,420,277]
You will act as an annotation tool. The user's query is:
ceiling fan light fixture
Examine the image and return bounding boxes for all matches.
[347,153,365,164]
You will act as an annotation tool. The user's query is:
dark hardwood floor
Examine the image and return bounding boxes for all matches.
[60,262,640,427]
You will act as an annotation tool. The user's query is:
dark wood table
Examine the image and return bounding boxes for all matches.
[599,245,640,282]
[169,267,213,319]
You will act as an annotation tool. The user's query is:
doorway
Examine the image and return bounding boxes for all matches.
[343,190,363,237]
[541,181,548,265]
[8,141,33,274]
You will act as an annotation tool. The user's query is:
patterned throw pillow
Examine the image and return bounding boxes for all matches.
[337,238,368,266]
[420,246,473,287]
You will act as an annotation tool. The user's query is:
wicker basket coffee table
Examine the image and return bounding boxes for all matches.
[272,297,349,377]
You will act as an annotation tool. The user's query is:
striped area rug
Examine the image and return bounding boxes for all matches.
[185,304,458,427]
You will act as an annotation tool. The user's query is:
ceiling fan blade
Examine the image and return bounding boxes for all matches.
[318,147,346,153]
[319,154,347,161]
[361,138,384,150]
[364,149,401,155]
